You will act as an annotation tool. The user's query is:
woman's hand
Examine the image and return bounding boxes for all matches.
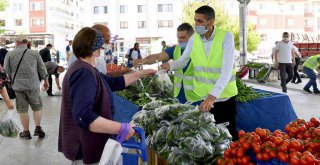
[125,126,135,140]
[6,100,14,110]
[136,69,157,78]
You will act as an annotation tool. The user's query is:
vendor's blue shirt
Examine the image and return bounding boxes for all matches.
[69,68,125,129]
[165,46,191,104]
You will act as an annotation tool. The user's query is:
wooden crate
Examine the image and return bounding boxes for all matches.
[147,149,167,165]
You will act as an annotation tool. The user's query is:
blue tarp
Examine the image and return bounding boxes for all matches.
[236,89,298,132]
[113,89,298,132]
[112,92,140,123]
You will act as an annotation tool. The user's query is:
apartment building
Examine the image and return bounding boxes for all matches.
[90,0,183,54]
[0,0,90,53]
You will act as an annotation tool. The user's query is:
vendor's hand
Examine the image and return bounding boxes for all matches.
[6,100,14,110]
[125,126,135,140]
[160,62,170,71]
[275,63,279,69]
[199,95,216,112]
[137,69,157,78]
[133,59,142,66]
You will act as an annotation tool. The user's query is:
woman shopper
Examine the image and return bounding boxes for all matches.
[0,66,14,109]
[58,27,156,165]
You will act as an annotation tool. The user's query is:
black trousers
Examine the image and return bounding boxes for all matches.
[292,58,301,83]
[47,75,53,95]
[210,97,238,141]
[279,63,293,89]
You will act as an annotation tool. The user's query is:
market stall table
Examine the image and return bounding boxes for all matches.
[113,89,298,134]
[236,89,298,132]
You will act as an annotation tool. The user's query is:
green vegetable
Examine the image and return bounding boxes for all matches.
[236,79,272,102]
[0,111,20,138]
[244,62,265,69]
[146,71,174,99]
[256,67,270,81]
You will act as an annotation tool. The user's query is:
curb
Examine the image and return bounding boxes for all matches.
[242,79,305,93]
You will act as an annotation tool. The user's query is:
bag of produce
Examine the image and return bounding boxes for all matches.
[179,134,214,160]
[0,110,20,138]
[142,97,163,111]
[126,79,144,98]
[167,147,195,165]
[146,70,173,98]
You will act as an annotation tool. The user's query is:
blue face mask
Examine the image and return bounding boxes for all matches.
[195,22,210,35]
[178,41,188,49]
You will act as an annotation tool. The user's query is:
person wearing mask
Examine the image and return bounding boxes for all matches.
[161,6,238,140]
[4,36,49,139]
[44,62,65,96]
[39,44,53,63]
[133,23,197,104]
[126,43,142,68]
[291,45,302,84]
[66,40,73,61]
[161,40,168,52]
[58,27,156,164]
[274,32,296,93]
[67,24,112,75]
[302,55,320,94]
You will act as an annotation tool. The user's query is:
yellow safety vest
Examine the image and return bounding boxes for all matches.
[189,29,238,99]
[173,45,201,102]
[303,55,320,70]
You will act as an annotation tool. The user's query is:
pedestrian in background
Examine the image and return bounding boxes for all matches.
[66,40,73,61]
[4,36,49,139]
[126,43,142,68]
[302,55,320,94]
[291,45,302,84]
[39,44,53,63]
[44,61,65,96]
[274,32,295,93]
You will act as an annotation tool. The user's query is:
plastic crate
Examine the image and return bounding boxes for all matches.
[122,127,148,165]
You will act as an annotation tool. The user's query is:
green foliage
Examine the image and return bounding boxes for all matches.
[0,0,8,11]
[182,0,260,53]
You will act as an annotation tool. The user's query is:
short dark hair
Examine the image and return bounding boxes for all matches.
[177,23,194,35]
[195,5,215,20]
[73,27,96,58]
[161,41,166,44]
[46,44,52,47]
[134,43,139,47]
[283,32,289,36]
[22,39,28,44]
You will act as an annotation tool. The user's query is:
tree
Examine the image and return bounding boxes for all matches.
[182,0,260,53]
[0,0,8,34]
[0,0,8,11]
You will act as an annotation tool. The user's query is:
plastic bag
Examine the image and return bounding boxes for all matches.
[179,134,214,160]
[157,144,171,160]
[142,98,163,111]
[167,147,195,165]
[155,104,195,121]
[126,79,144,98]
[146,70,173,98]
[0,110,20,137]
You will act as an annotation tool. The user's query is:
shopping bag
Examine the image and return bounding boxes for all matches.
[99,139,123,165]
[146,70,173,98]
[0,110,20,137]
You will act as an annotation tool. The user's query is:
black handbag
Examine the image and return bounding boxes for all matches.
[7,49,28,99]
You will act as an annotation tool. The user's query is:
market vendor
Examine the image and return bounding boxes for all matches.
[161,6,238,140]
[302,54,320,94]
[58,27,156,164]
[133,23,198,104]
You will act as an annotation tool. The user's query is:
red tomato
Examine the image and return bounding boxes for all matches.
[231,148,237,156]
[290,127,299,135]
[230,142,237,149]
[242,142,251,151]
[304,132,312,139]
[300,156,309,165]
[274,129,282,136]
[285,125,291,133]
[238,130,245,138]
[270,150,277,158]
[256,153,263,160]
[278,152,289,162]
[262,153,271,161]
[241,156,250,165]
[274,137,283,146]
[305,154,315,164]
[237,149,245,158]
[290,140,301,150]
[290,156,300,165]
[278,144,288,152]
[224,149,231,158]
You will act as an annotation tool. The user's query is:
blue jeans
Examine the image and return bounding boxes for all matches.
[303,66,319,92]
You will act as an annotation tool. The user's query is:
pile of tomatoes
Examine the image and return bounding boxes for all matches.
[106,64,131,77]
[218,117,320,165]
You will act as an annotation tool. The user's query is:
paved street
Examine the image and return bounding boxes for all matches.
[0,75,319,165]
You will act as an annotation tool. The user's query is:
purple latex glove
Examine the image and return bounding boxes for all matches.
[116,123,130,143]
